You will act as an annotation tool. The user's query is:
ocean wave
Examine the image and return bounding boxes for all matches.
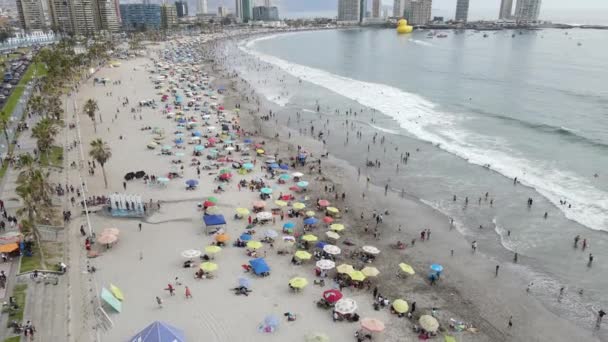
[241,35,608,233]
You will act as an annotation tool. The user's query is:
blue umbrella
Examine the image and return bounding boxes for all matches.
[177,118,187,124]
[174,138,184,144]
[315,241,328,248]
[239,233,252,241]
[193,131,202,137]
[186,179,199,187]
[194,145,205,152]
[303,217,318,225]
[279,164,289,170]
[430,264,443,273]
[269,163,279,169]
[297,181,309,188]
[244,138,253,144]
[242,163,254,170]
[129,321,185,342]
[238,277,251,289]
[260,187,273,194]
[264,315,279,328]
[283,222,295,229]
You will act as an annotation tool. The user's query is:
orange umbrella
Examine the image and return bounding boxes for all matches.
[215,234,230,243]
[97,234,117,244]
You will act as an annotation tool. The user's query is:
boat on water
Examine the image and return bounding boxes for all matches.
[426,31,435,38]
[437,33,448,38]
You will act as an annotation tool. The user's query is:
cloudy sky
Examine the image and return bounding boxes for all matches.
[204,0,608,23]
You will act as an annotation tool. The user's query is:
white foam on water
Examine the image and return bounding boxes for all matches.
[369,123,400,135]
[242,35,608,233]
[408,39,434,47]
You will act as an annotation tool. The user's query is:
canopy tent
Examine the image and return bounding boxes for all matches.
[101,287,122,312]
[129,321,186,342]
[249,258,270,275]
[203,215,226,230]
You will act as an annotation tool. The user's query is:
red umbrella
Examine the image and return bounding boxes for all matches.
[218,106,225,110]
[203,200,215,207]
[323,289,343,303]
[322,216,334,224]
[289,186,299,191]
[280,195,293,201]
[219,173,232,180]
[208,137,217,143]
[318,199,330,207]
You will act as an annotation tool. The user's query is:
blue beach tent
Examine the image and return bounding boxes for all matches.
[249,258,270,275]
[129,321,185,342]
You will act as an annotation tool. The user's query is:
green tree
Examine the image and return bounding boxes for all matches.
[83,99,98,132]
[0,114,10,145]
[31,118,58,156]
[89,138,111,188]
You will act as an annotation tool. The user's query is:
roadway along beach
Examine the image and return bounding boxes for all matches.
[60,33,604,342]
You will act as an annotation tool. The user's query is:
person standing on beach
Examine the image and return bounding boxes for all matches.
[495,265,500,277]
[138,223,142,232]
[513,253,518,263]
[597,309,606,329]
[185,286,192,299]
[508,316,513,328]
[588,253,594,267]
[472,241,477,253]
[156,296,163,308]
[574,235,580,248]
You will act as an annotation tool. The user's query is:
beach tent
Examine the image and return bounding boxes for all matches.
[101,287,122,312]
[203,214,226,233]
[129,321,186,342]
[249,258,270,275]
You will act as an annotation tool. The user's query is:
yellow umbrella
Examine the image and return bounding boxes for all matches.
[236,208,250,216]
[293,202,306,210]
[326,231,340,240]
[326,207,339,214]
[289,277,308,289]
[274,200,288,207]
[110,284,124,301]
[247,241,263,249]
[419,315,439,332]
[205,206,220,215]
[305,332,330,342]
[336,264,355,274]
[301,234,318,242]
[199,262,218,272]
[329,224,345,232]
[305,211,316,217]
[361,266,380,277]
[294,250,312,260]
[256,149,265,154]
[348,271,366,281]
[205,245,222,254]
[399,263,415,275]
[392,299,409,314]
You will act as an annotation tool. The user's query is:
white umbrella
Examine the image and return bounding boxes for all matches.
[334,298,357,315]
[325,231,340,240]
[265,229,279,238]
[362,245,380,255]
[225,146,235,151]
[256,211,273,220]
[323,244,341,255]
[292,172,304,178]
[316,259,336,270]
[181,249,201,258]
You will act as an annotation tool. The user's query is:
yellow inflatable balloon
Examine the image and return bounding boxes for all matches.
[396,18,413,34]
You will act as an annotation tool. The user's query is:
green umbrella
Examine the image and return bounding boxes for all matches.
[207,197,218,203]
[101,287,122,312]
[219,169,230,174]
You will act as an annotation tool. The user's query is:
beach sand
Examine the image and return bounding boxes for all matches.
[60,35,603,342]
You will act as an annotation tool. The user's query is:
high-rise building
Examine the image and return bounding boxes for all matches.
[338,0,359,21]
[114,0,120,23]
[71,0,97,35]
[15,0,47,30]
[454,0,468,22]
[197,0,207,15]
[252,5,278,21]
[217,6,228,17]
[160,3,177,28]
[175,0,187,17]
[234,0,241,19]
[263,0,270,7]
[514,0,541,22]
[499,0,513,19]
[119,3,161,30]
[48,0,74,33]
[359,0,367,21]
[409,0,431,25]
[96,0,120,31]
[393,0,403,17]
[372,0,380,18]
[240,0,252,22]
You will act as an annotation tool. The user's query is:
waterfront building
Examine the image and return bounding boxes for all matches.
[48,0,74,33]
[197,0,207,15]
[71,0,97,35]
[514,0,541,22]
[240,0,252,22]
[252,6,278,21]
[234,0,241,20]
[96,0,120,32]
[175,0,188,18]
[409,0,431,25]
[338,0,359,21]
[15,0,46,30]
[217,6,228,17]
[119,3,161,30]
[454,0,468,22]
[359,0,367,21]
[160,3,177,29]
[499,0,513,19]
[372,0,380,18]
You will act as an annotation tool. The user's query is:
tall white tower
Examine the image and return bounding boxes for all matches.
[198,0,207,14]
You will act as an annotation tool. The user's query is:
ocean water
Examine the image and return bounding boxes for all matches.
[218,28,608,330]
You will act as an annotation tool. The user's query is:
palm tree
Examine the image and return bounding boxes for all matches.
[89,138,111,188]
[31,118,58,157]
[83,99,98,132]
[0,114,10,145]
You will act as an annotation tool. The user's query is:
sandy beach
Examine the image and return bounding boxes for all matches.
[58,32,605,342]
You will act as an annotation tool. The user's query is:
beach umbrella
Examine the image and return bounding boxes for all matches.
[303,217,318,225]
[242,162,254,170]
[322,216,334,224]
[256,149,265,154]
[206,207,220,215]
[175,152,185,158]
[362,245,380,255]
[238,277,251,289]
[334,298,357,315]
[199,262,218,272]
[98,234,117,244]
[162,145,172,151]
[203,200,215,207]
[274,200,288,207]
[279,164,289,170]
[204,245,222,254]
[264,315,279,328]
[329,224,345,232]
[279,174,291,180]
[294,250,312,260]
[362,266,380,277]
[430,264,444,273]
[129,321,185,342]
[398,263,415,275]
[292,202,306,210]
[181,249,201,258]
[289,277,308,289]
[318,199,330,207]
[147,142,158,149]
[256,211,272,220]
[325,231,340,240]
[239,233,253,241]
[219,173,232,180]
[219,168,231,174]
[283,222,295,229]
[323,244,341,255]
[305,211,316,217]
[193,131,202,137]
[253,201,266,208]
[361,318,385,333]
[265,229,279,239]
[392,299,409,314]
[326,207,339,214]
[336,264,355,274]
[301,234,318,242]
[316,259,336,270]
[194,145,205,152]
[207,196,218,203]
[305,332,330,342]
[297,181,309,188]
[174,138,184,144]
[215,234,229,243]
[235,208,250,216]
[348,271,366,282]
[260,187,273,194]
[247,241,263,249]
[269,163,279,169]
[419,315,439,332]
[157,177,170,183]
[186,179,198,187]
[101,227,120,236]
[110,284,124,301]
[322,289,343,303]
[225,146,235,151]
[292,172,304,178]
[243,138,253,144]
